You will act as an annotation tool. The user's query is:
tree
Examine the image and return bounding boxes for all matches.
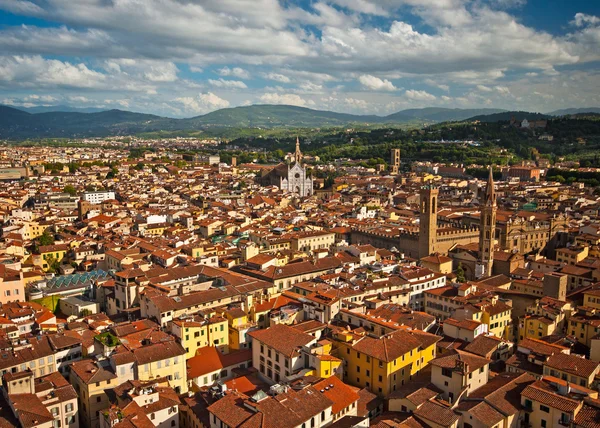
[38,230,55,246]
[63,185,77,196]
[45,255,61,273]
[455,263,466,283]
[106,167,118,179]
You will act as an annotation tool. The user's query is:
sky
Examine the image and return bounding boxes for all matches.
[0,0,598,117]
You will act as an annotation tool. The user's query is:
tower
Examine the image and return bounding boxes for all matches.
[419,185,438,259]
[295,136,302,164]
[476,166,497,278]
[390,148,400,174]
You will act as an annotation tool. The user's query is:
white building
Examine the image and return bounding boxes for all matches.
[400,267,447,310]
[83,191,116,204]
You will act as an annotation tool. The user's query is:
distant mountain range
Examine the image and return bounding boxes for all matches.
[13,105,108,114]
[0,104,598,139]
[546,107,600,116]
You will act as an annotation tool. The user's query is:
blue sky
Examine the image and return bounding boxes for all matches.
[0,0,598,117]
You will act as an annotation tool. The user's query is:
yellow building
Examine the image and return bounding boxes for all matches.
[21,220,49,240]
[518,297,571,341]
[70,359,119,428]
[142,223,167,236]
[568,307,600,348]
[543,353,600,388]
[334,328,440,396]
[556,246,589,264]
[291,231,336,252]
[35,243,69,272]
[474,298,513,340]
[583,288,600,309]
[521,377,597,427]
[133,341,188,393]
[169,314,229,359]
[519,315,557,341]
[222,307,257,350]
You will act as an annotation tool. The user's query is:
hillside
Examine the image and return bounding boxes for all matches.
[547,107,600,116]
[389,107,506,122]
[183,105,384,127]
[0,104,590,139]
[467,111,551,122]
[14,105,108,114]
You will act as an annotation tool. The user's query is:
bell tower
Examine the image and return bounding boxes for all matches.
[294,136,302,164]
[419,185,439,259]
[476,166,497,278]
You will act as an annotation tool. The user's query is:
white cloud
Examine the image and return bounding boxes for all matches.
[476,85,493,92]
[144,62,178,82]
[218,66,250,79]
[173,92,230,114]
[23,94,57,103]
[259,92,311,106]
[495,86,512,96]
[190,66,204,73]
[358,75,397,91]
[405,89,436,101]
[263,72,291,83]
[573,13,600,27]
[68,95,91,103]
[344,97,370,110]
[208,78,248,89]
[298,81,323,93]
[0,55,106,89]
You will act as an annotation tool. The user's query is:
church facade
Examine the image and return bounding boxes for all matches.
[259,138,313,197]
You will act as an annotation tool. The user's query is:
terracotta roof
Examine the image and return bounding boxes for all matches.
[248,324,315,358]
[313,376,360,414]
[413,399,459,427]
[430,349,490,374]
[545,353,600,379]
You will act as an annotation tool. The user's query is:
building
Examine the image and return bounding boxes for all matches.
[258,138,313,197]
[99,381,180,428]
[390,148,401,175]
[476,166,497,279]
[521,376,597,428]
[207,385,335,428]
[543,353,600,388]
[187,346,252,388]
[430,349,491,403]
[82,191,116,204]
[502,166,541,182]
[169,314,229,359]
[334,328,441,396]
[2,370,79,428]
[248,324,317,384]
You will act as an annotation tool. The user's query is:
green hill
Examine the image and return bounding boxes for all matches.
[0,104,586,139]
[467,111,551,122]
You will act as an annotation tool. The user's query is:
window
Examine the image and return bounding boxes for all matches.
[441,368,453,378]
[52,407,59,416]
[540,405,550,413]
[541,420,547,428]
[65,403,74,412]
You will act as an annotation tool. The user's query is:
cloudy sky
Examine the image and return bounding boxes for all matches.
[0,0,599,117]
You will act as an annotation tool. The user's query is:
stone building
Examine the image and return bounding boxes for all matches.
[259,138,313,197]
